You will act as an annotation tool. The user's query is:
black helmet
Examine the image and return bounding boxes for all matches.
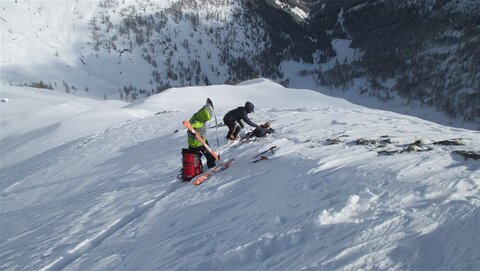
[245,101,254,113]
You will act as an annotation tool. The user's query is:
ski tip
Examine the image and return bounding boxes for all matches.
[192,176,206,185]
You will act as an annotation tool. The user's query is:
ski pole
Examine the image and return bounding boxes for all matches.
[212,103,221,158]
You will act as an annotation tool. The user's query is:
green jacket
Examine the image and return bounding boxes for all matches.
[188,104,213,148]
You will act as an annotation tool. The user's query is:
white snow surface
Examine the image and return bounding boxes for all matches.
[1,79,480,271]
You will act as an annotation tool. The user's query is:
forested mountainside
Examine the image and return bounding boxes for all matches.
[99,0,479,123]
[1,0,478,126]
[88,0,325,97]
[300,0,480,123]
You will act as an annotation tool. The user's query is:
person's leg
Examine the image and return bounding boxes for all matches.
[199,146,216,168]
[232,123,241,139]
[225,119,235,139]
[205,152,216,168]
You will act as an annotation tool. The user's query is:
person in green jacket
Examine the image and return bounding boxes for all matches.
[187,98,216,168]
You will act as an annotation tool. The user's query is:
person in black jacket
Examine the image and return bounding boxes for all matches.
[223,101,259,140]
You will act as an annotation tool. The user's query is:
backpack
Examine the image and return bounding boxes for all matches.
[182,149,203,181]
[248,127,275,138]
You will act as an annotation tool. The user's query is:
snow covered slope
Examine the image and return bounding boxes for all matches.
[1,80,480,270]
[2,0,477,129]
[0,0,157,97]
[0,0,270,99]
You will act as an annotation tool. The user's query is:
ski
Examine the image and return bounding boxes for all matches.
[192,158,235,186]
[251,146,278,159]
[250,146,278,163]
[251,156,269,163]
[183,120,219,160]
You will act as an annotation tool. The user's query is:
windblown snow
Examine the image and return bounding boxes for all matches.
[1,79,479,271]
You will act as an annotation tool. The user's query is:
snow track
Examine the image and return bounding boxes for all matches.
[41,187,174,271]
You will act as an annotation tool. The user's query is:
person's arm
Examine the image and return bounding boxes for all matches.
[190,106,210,129]
[189,116,203,138]
[190,119,203,129]
[242,114,259,128]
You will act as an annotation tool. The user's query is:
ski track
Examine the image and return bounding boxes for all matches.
[40,189,173,271]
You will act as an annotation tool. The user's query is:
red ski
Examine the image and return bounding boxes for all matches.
[192,158,235,186]
[182,120,219,160]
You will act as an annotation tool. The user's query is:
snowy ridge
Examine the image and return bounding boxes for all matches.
[1,80,480,270]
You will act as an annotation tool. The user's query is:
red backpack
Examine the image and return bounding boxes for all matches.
[182,149,203,181]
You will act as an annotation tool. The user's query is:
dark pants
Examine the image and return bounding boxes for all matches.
[224,119,241,140]
[189,144,216,168]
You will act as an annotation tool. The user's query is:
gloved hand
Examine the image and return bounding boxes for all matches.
[206,98,213,108]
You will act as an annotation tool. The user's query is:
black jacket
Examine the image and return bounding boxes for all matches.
[223,106,258,128]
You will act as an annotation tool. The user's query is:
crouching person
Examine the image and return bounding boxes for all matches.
[223,101,259,140]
